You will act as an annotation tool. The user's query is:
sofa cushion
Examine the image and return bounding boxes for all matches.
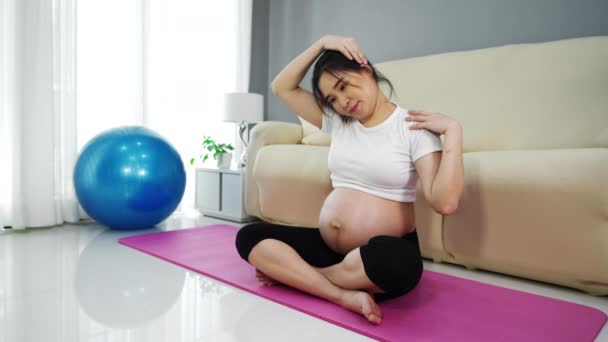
[302,132,332,146]
[443,148,608,293]
[298,116,331,146]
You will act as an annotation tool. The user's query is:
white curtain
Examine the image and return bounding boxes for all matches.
[0,0,253,229]
[0,0,18,228]
[0,0,79,230]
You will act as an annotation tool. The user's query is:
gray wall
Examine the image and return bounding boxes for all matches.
[252,0,608,123]
[249,0,269,115]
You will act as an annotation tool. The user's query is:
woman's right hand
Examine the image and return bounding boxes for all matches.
[319,35,368,65]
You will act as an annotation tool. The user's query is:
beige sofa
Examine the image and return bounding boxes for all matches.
[245,36,608,295]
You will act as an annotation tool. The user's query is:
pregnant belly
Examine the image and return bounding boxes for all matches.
[319,188,416,254]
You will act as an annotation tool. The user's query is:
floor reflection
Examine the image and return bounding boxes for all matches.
[75,228,185,329]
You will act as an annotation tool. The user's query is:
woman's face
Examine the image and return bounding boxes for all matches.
[318,68,378,119]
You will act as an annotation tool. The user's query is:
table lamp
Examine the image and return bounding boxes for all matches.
[223,92,264,168]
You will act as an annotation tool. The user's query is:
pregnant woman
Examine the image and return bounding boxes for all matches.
[235,35,464,325]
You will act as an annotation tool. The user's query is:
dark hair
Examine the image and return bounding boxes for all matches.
[312,50,395,125]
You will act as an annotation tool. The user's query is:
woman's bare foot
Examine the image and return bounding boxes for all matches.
[339,290,382,325]
[255,269,279,286]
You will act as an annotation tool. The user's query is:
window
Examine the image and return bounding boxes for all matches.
[77,0,241,210]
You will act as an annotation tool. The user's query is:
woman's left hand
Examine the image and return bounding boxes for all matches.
[406,109,461,135]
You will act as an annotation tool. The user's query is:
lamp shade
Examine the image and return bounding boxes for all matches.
[223,93,264,123]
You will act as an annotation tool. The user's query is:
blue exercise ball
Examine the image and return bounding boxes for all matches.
[74,126,186,230]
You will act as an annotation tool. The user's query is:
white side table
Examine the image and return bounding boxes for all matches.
[195,167,258,223]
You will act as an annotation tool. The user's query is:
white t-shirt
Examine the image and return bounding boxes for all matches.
[321,104,443,202]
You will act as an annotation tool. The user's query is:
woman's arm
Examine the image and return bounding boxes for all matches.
[409,111,464,215]
[270,39,324,97]
[270,39,326,128]
[270,35,366,128]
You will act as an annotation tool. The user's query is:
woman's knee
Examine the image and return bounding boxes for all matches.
[340,248,366,274]
[235,223,271,262]
[360,235,423,300]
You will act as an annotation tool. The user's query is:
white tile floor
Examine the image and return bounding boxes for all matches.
[1,212,606,342]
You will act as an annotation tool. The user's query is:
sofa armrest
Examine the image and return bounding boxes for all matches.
[245,121,303,217]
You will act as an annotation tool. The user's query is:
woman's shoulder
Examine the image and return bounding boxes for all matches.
[395,105,410,120]
[394,106,435,148]
[394,106,416,131]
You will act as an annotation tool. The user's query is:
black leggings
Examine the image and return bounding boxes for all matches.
[235,222,423,301]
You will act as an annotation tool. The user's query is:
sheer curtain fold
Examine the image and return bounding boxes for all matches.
[238,0,253,93]
[0,0,20,228]
[1,0,253,229]
[0,0,80,229]
[53,0,80,224]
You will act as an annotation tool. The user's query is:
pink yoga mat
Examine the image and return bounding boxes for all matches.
[119,224,607,342]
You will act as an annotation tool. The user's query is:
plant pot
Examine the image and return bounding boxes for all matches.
[216,152,232,169]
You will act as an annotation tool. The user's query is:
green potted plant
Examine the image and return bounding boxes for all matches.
[190,136,235,169]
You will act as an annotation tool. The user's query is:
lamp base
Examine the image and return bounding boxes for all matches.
[237,122,248,168]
